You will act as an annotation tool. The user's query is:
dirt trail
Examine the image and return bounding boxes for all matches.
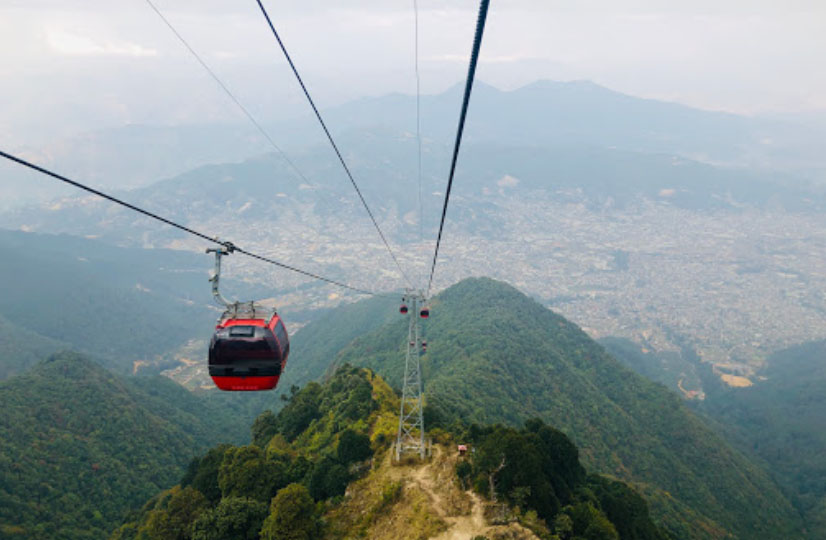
[408,445,538,540]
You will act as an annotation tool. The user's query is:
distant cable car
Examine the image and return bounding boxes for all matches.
[209,307,289,391]
[205,245,289,392]
[420,306,430,319]
[400,303,408,314]
[421,340,427,351]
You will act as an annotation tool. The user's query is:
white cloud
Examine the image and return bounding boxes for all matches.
[46,29,157,57]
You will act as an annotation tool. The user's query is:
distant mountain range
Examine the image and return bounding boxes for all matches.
[325,79,826,174]
[4,78,824,209]
[4,118,823,251]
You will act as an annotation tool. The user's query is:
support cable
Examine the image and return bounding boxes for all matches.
[0,149,383,297]
[413,0,425,288]
[253,0,414,289]
[426,0,490,296]
[145,0,312,185]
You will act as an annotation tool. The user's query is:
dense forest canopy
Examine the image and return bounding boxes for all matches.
[0,352,246,539]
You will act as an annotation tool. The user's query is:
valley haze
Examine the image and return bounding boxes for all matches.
[2,79,825,400]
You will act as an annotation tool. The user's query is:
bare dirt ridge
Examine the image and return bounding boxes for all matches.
[326,443,539,539]
[404,445,539,540]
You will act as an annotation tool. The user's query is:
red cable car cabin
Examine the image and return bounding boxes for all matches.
[208,309,289,391]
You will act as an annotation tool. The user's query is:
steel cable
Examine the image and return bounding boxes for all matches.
[0,149,384,297]
[254,0,414,289]
[426,0,490,296]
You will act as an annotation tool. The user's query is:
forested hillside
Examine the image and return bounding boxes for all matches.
[115,364,668,540]
[695,340,826,538]
[0,229,270,378]
[0,353,247,539]
[282,293,399,386]
[332,277,803,539]
[604,334,826,538]
[599,336,703,396]
[0,313,67,379]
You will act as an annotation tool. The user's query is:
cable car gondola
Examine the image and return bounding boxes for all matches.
[209,305,289,391]
[206,245,289,392]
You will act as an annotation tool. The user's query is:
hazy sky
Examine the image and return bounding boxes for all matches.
[1,0,825,145]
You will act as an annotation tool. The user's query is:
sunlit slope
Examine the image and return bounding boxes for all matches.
[0,352,246,539]
[335,277,803,539]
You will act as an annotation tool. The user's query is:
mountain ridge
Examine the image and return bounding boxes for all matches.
[329,277,804,539]
[114,363,669,540]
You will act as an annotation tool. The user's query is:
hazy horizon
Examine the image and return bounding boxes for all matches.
[1,0,825,149]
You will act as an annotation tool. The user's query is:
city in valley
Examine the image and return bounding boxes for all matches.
[168,185,826,392]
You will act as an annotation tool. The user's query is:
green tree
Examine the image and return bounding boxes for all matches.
[456,460,472,489]
[336,429,372,464]
[472,426,560,520]
[285,456,312,485]
[110,523,138,540]
[308,457,349,500]
[190,497,267,540]
[219,446,285,503]
[259,484,320,540]
[585,515,620,540]
[182,445,231,504]
[137,486,207,540]
[276,384,321,441]
[567,502,619,540]
[337,377,374,420]
[252,410,279,447]
[554,513,574,540]
[588,476,666,540]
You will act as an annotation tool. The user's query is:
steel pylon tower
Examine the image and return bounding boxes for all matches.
[395,292,426,460]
